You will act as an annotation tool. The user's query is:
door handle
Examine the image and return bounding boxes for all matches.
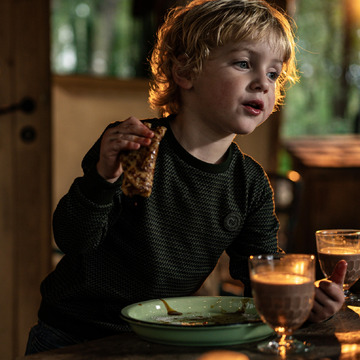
[0,97,36,115]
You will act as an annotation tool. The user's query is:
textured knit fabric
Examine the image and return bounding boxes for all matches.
[38,115,280,340]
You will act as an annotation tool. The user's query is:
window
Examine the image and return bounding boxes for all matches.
[282,0,360,136]
[51,0,158,78]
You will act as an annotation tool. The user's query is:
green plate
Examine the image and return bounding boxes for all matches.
[120,296,273,346]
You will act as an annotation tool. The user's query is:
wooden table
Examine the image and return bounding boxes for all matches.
[17,305,360,360]
[282,135,360,264]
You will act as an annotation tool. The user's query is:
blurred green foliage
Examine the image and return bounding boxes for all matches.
[51,0,156,78]
[282,0,360,137]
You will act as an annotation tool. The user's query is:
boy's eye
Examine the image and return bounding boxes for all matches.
[267,71,280,81]
[235,61,249,69]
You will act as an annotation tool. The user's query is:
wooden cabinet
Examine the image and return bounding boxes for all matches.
[283,136,360,275]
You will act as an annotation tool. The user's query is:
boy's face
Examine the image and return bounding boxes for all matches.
[183,39,283,136]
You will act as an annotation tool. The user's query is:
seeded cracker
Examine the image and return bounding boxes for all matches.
[119,122,167,197]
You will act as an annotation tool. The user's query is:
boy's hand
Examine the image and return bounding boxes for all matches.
[307,260,347,323]
[96,116,154,183]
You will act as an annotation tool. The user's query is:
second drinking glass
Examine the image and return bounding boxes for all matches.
[316,229,360,305]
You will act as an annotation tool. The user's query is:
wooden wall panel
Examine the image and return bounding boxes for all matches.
[0,2,16,356]
[0,0,52,358]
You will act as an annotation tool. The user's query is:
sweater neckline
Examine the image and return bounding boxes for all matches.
[164,116,233,174]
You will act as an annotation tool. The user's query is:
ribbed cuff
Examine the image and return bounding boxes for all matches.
[79,167,121,205]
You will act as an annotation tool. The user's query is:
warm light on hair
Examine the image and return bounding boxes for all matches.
[149,0,299,117]
[348,0,360,22]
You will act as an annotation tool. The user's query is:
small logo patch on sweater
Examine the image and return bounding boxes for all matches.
[224,212,242,232]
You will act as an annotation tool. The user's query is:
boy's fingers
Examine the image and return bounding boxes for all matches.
[119,117,154,138]
[328,260,347,287]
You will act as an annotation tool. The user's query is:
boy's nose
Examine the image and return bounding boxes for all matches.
[250,74,269,93]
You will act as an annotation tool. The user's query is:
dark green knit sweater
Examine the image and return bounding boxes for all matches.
[38,116,280,340]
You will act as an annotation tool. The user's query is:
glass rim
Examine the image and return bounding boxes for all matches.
[249,253,315,261]
[316,229,360,236]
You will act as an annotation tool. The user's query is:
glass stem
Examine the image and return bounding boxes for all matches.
[344,289,351,299]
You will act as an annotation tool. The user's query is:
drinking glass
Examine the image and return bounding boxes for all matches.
[316,229,360,304]
[248,254,315,355]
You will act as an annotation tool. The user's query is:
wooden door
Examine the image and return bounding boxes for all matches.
[0,0,52,358]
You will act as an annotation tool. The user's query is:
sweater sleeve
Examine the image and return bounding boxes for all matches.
[53,124,122,255]
[226,161,281,296]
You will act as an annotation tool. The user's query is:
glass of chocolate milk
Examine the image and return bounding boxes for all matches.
[316,229,360,304]
[249,254,315,355]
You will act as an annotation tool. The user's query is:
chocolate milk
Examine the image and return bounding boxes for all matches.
[251,273,314,332]
[318,247,360,288]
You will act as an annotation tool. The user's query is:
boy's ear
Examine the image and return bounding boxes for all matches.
[172,56,193,90]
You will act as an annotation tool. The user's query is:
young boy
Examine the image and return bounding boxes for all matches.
[26,0,346,354]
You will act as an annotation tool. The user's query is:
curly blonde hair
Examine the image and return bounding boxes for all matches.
[149,0,299,117]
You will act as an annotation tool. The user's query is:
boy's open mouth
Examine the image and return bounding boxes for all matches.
[244,100,264,111]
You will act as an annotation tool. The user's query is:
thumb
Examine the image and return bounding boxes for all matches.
[328,260,347,286]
